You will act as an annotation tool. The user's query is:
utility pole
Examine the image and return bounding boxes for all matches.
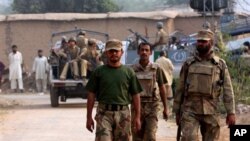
[190,0,229,30]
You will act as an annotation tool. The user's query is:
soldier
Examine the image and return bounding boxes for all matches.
[131,42,168,141]
[59,37,81,80]
[173,29,236,141]
[78,38,103,79]
[76,31,88,51]
[153,22,168,51]
[86,39,142,141]
[156,51,174,116]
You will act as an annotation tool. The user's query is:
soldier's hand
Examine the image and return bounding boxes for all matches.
[133,117,141,133]
[175,113,180,126]
[163,108,168,121]
[226,114,236,126]
[86,117,95,133]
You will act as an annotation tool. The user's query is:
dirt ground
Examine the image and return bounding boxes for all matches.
[0,93,248,141]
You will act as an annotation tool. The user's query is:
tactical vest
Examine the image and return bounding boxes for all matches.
[185,56,225,98]
[132,63,159,99]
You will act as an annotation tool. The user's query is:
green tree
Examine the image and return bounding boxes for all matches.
[12,0,119,13]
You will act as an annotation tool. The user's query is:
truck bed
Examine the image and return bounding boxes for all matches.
[50,79,85,87]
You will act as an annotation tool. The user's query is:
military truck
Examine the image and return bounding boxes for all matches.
[48,28,109,107]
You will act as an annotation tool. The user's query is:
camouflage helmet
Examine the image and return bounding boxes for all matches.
[157,22,163,29]
[68,37,76,43]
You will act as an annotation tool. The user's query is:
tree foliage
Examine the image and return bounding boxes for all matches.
[12,0,119,13]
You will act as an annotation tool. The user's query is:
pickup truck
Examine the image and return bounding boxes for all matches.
[48,28,109,107]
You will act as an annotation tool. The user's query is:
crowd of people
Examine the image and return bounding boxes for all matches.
[50,31,103,84]
[0,22,236,141]
[85,27,235,141]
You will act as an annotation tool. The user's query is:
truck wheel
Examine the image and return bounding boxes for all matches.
[50,87,59,107]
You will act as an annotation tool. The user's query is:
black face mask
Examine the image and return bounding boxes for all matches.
[196,45,211,55]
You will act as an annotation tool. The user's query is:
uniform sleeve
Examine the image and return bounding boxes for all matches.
[156,67,167,86]
[155,32,160,43]
[85,69,98,94]
[128,68,143,95]
[173,64,187,113]
[222,63,235,114]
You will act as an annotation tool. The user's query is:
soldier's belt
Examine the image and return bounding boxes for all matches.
[98,103,128,111]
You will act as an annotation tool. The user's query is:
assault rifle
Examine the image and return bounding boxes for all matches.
[128,29,151,44]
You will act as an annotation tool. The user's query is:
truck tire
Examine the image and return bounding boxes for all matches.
[50,87,59,107]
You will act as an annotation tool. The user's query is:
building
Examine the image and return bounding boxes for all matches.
[0,10,220,69]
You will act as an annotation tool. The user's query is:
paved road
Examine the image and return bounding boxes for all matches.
[0,94,178,141]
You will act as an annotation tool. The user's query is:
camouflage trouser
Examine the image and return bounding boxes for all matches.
[181,112,220,141]
[95,104,132,141]
[131,102,160,141]
[166,85,173,116]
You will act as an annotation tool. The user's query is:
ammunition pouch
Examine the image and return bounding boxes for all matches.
[136,71,157,98]
[187,64,221,98]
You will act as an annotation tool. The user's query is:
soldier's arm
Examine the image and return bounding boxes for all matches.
[86,91,96,132]
[173,64,187,114]
[58,49,67,58]
[130,93,141,132]
[87,91,96,119]
[85,69,98,132]
[156,68,168,113]
[222,64,235,114]
[78,48,87,59]
[128,67,142,131]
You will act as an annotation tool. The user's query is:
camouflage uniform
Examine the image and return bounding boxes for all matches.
[173,53,235,141]
[79,39,103,78]
[155,29,168,51]
[95,103,132,141]
[59,38,81,80]
[86,39,143,141]
[76,31,88,50]
[131,62,166,141]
